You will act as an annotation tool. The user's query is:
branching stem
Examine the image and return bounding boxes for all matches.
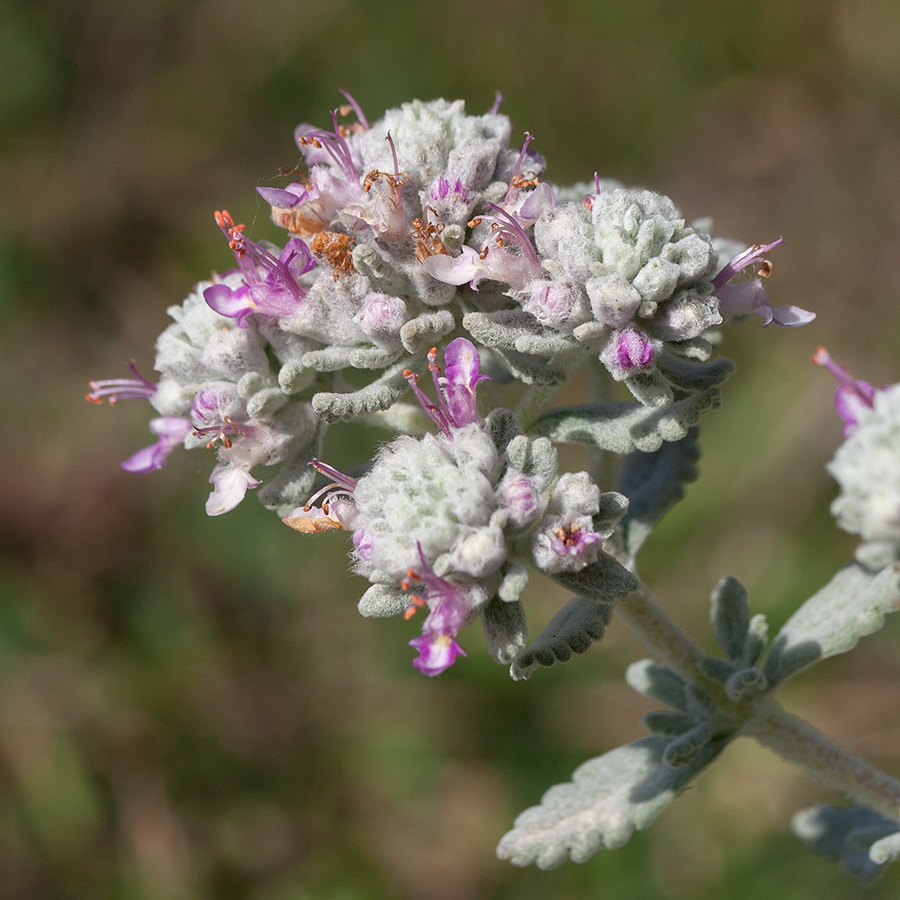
[619,576,900,823]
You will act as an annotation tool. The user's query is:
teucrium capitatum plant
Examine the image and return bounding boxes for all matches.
[87,93,899,882]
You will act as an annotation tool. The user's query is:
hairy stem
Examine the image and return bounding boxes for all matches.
[515,347,592,430]
[618,575,900,822]
[744,700,900,822]
[617,581,713,687]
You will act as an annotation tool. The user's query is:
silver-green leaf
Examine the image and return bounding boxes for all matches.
[496,736,724,868]
[531,389,720,455]
[510,597,614,680]
[764,562,900,686]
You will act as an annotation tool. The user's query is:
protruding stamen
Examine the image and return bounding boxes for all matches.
[338,90,370,130]
[362,134,408,199]
[713,238,784,290]
[296,109,360,182]
[86,361,157,404]
[308,458,358,491]
[194,415,244,450]
[483,203,540,264]
[403,594,426,620]
[812,347,875,405]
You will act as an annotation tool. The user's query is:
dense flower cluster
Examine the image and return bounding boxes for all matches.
[285,339,629,674]
[89,94,815,674]
[815,347,900,566]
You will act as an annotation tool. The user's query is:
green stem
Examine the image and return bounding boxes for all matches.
[617,582,713,688]
[743,701,900,822]
[514,347,593,430]
[618,576,900,823]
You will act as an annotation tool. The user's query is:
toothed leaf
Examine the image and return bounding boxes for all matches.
[462,309,578,356]
[311,360,418,421]
[618,427,700,556]
[511,597,614,680]
[655,352,735,391]
[399,310,456,354]
[548,553,638,603]
[793,805,900,884]
[532,389,720,455]
[496,735,725,868]
[764,562,900,686]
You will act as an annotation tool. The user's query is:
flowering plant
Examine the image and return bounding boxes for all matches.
[88,94,900,880]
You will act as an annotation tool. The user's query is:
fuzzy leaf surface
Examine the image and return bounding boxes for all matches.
[793,805,900,884]
[532,390,719,455]
[710,576,751,662]
[548,553,638,603]
[497,736,724,868]
[311,360,418,421]
[764,563,900,686]
[462,309,578,356]
[482,595,528,664]
[511,597,614,680]
[618,427,700,557]
[655,352,735,391]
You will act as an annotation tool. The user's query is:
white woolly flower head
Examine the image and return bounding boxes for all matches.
[828,382,900,564]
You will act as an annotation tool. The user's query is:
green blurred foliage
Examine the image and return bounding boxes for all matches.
[2,0,900,897]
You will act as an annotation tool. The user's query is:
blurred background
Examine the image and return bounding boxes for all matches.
[3,0,900,897]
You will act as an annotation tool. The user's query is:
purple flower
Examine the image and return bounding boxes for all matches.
[404,547,470,676]
[403,338,489,436]
[430,176,468,204]
[409,632,467,677]
[354,293,407,345]
[497,472,545,530]
[203,210,316,327]
[87,363,188,473]
[256,183,312,209]
[813,346,879,436]
[295,108,362,182]
[549,519,602,557]
[713,238,815,327]
[190,390,245,448]
[524,281,582,327]
[120,417,192,473]
[424,203,544,291]
[615,328,655,370]
[85,361,156,404]
[206,464,262,516]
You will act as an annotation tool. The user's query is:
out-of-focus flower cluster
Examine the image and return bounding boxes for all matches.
[815,348,900,568]
[89,95,814,674]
